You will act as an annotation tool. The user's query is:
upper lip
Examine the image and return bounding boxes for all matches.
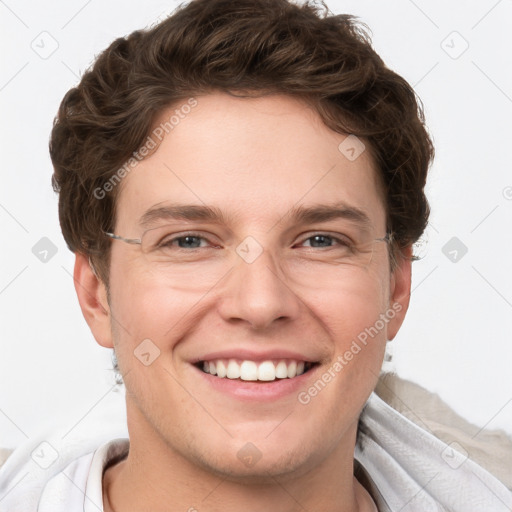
[190,348,318,364]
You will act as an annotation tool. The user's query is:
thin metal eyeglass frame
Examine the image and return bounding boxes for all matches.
[103,230,394,250]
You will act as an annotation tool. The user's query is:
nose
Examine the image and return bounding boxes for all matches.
[217,245,302,330]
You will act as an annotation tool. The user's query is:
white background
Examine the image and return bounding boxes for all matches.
[1,0,511,448]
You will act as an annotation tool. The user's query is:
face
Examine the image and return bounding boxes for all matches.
[82,92,410,482]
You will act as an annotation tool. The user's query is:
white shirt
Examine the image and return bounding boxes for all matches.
[39,438,129,512]
[1,392,511,511]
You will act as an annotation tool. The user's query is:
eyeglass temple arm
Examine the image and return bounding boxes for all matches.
[375,232,393,244]
[104,232,142,245]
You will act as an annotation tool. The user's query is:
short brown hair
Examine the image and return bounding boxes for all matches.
[50,0,434,285]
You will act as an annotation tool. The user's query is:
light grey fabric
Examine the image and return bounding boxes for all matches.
[355,390,512,511]
[374,372,512,491]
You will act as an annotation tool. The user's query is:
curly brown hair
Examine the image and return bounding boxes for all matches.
[50,0,434,286]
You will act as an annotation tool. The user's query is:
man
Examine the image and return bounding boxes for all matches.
[1,0,511,510]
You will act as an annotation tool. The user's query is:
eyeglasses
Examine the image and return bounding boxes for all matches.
[103,224,393,289]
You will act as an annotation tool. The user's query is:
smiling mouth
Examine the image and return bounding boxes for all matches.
[194,358,318,381]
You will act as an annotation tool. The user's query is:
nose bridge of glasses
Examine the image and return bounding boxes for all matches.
[228,237,297,298]
[236,235,289,272]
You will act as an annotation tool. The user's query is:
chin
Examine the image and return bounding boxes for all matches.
[184,430,328,484]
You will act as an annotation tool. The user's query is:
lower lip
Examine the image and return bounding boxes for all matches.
[192,363,320,402]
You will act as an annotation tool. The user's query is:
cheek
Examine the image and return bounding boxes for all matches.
[298,276,391,419]
[312,267,391,344]
[308,270,391,394]
[107,264,193,366]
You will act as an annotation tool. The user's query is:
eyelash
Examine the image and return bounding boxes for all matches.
[159,232,353,250]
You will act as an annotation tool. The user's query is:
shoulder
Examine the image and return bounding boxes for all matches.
[0,434,93,511]
[374,372,512,490]
[355,372,512,511]
[0,427,127,511]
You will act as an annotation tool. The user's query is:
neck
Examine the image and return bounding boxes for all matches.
[103,403,374,512]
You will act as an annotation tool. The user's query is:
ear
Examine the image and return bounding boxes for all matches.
[73,252,113,348]
[386,245,412,341]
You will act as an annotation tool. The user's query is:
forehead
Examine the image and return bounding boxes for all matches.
[115,92,386,233]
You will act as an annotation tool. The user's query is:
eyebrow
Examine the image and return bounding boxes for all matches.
[140,204,231,228]
[139,201,374,231]
[284,202,373,230]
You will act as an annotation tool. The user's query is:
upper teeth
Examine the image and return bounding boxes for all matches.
[201,359,310,381]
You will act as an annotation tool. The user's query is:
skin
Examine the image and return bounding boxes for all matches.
[74,92,411,512]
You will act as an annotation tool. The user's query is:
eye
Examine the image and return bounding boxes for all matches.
[297,233,352,249]
[159,233,215,250]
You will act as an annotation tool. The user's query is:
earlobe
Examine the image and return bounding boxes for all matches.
[73,252,113,348]
[386,246,412,341]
